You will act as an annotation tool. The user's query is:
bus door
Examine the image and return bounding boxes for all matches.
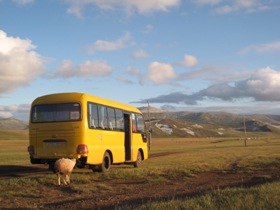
[124,113,131,161]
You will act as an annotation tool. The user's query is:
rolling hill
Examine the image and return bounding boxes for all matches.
[141,108,280,138]
[0,118,28,130]
[2,110,280,138]
[0,118,28,140]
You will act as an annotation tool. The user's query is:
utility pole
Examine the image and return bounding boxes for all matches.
[243,116,247,147]
[147,101,151,151]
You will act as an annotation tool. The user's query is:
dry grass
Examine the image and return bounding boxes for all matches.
[0,135,279,209]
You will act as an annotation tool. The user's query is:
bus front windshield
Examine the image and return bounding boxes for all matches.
[31,103,81,123]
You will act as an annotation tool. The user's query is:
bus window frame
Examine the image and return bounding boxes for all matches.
[88,102,98,129]
[87,102,125,132]
[107,107,116,130]
[87,101,144,133]
[136,113,145,133]
[31,102,82,123]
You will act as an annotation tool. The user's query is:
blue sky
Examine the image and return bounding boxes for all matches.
[1,0,280,120]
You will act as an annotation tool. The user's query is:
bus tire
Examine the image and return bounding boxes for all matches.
[133,150,142,168]
[100,151,111,173]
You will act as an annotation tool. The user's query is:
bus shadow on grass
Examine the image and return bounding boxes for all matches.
[0,165,50,178]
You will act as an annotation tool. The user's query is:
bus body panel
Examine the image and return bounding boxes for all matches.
[85,129,125,164]
[30,122,84,159]
[131,133,148,162]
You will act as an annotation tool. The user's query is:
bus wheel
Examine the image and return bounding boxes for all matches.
[133,150,142,168]
[100,151,111,173]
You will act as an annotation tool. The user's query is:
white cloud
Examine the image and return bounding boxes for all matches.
[117,76,133,85]
[137,66,280,105]
[198,66,280,102]
[132,50,149,59]
[147,62,176,84]
[126,66,144,85]
[192,0,275,14]
[213,5,234,14]
[64,0,83,18]
[86,32,132,53]
[57,59,112,78]
[178,65,229,81]
[0,30,46,94]
[177,54,198,67]
[239,41,280,54]
[0,112,13,119]
[127,66,141,75]
[0,104,30,119]
[212,0,272,14]
[13,0,34,5]
[118,66,145,85]
[193,0,221,5]
[237,66,280,101]
[144,24,154,34]
[65,0,180,18]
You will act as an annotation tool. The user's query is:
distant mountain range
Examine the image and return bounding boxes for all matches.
[2,109,280,138]
[0,118,28,130]
[140,107,280,138]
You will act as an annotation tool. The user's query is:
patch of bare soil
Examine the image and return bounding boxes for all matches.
[0,161,279,210]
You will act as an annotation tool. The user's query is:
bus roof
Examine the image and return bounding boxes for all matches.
[32,92,142,114]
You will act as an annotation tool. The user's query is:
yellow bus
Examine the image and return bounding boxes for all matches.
[28,92,149,172]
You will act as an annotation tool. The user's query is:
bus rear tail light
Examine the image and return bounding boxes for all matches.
[28,145,35,155]
[77,144,88,155]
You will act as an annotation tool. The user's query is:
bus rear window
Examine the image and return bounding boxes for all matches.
[31,103,81,123]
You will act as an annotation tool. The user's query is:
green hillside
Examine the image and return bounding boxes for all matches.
[143,110,280,138]
[2,111,280,139]
[0,118,28,130]
[0,118,28,140]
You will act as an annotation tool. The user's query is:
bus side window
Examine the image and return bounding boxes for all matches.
[136,114,145,133]
[88,103,98,129]
[115,109,124,131]
[107,107,116,130]
[132,113,137,132]
[98,105,109,129]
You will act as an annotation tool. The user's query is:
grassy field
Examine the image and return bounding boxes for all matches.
[0,133,280,209]
[0,130,29,165]
[132,137,280,209]
[148,137,280,173]
[0,129,28,140]
[131,181,280,210]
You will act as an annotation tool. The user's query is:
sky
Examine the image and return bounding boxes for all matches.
[0,0,280,120]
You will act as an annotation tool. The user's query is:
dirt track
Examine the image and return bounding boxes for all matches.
[1,154,280,209]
